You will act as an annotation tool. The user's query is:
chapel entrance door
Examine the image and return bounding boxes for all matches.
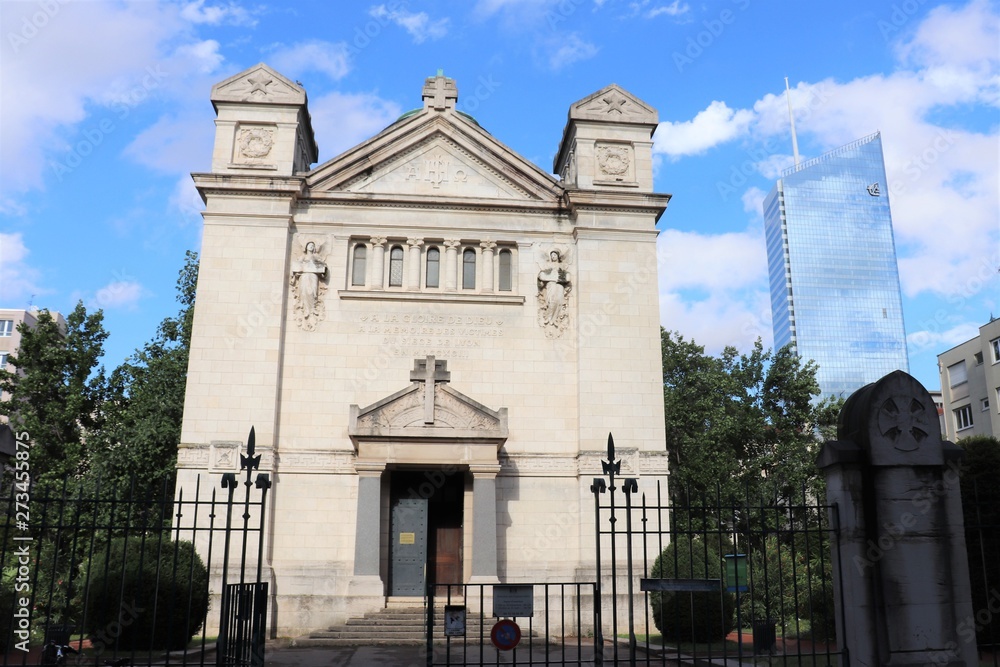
[390,470,464,597]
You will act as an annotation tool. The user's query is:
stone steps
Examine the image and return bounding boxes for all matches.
[301,605,494,647]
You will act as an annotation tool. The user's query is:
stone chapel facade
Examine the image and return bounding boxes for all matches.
[177,64,670,636]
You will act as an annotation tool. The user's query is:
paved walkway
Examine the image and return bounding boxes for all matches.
[266,646,428,667]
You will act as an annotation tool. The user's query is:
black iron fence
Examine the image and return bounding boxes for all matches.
[591,435,844,666]
[0,429,269,667]
[429,582,599,666]
[963,479,1000,667]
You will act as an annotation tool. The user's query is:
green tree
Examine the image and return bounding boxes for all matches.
[0,303,108,482]
[662,329,841,506]
[95,251,198,489]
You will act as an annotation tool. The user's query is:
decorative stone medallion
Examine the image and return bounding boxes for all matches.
[596,144,631,177]
[238,127,275,160]
[877,395,929,453]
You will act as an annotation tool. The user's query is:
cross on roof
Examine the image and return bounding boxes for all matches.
[410,356,451,424]
[422,72,458,111]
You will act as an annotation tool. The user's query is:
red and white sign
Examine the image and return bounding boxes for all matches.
[490,619,521,651]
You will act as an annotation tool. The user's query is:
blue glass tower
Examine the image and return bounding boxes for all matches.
[763,132,909,401]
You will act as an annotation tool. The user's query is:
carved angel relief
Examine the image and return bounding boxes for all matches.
[290,239,328,331]
[537,246,572,337]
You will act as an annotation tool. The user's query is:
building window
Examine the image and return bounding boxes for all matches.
[992,337,1000,363]
[389,246,404,287]
[0,320,12,337]
[462,248,476,289]
[498,249,512,291]
[948,360,967,388]
[981,398,990,412]
[426,247,440,288]
[0,353,7,368]
[975,351,984,365]
[954,405,973,431]
[351,245,367,286]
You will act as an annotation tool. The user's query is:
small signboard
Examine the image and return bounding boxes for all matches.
[493,585,534,618]
[399,532,415,545]
[490,619,521,651]
[444,605,466,637]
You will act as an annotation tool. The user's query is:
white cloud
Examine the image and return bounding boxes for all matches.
[91,280,146,310]
[907,322,982,353]
[180,0,257,27]
[546,33,599,70]
[123,112,216,175]
[894,0,1000,72]
[309,92,404,161]
[268,40,352,81]
[656,225,776,351]
[369,5,449,43]
[644,1,691,20]
[174,40,225,75]
[0,233,44,303]
[658,227,766,292]
[657,0,999,301]
[654,101,754,159]
[0,1,185,197]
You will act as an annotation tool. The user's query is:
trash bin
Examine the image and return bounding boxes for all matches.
[43,624,73,646]
[753,620,776,654]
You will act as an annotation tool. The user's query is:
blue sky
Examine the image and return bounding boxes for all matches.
[1,0,997,393]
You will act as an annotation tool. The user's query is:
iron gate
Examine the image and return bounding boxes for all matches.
[0,426,270,667]
[592,434,844,666]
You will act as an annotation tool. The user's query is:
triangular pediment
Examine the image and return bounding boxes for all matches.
[306,111,562,203]
[569,84,658,125]
[211,63,306,107]
[349,380,508,443]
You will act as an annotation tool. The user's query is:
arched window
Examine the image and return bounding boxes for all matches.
[426,247,440,288]
[351,244,367,286]
[498,249,512,291]
[389,245,404,287]
[462,248,476,289]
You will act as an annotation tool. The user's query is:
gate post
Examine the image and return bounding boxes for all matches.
[818,371,977,666]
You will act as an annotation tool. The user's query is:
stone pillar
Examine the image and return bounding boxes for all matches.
[349,462,386,603]
[480,240,496,292]
[443,239,460,292]
[818,371,977,667]
[370,237,386,289]
[406,238,423,290]
[469,464,501,584]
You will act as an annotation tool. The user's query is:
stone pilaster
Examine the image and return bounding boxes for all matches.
[469,464,501,583]
[350,462,386,599]
[406,238,423,290]
[370,237,386,289]
[443,239,460,291]
[819,371,976,667]
[480,240,496,292]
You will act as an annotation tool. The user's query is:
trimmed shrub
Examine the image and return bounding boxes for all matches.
[648,536,735,642]
[77,536,208,651]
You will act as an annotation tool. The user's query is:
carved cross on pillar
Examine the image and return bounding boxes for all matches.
[410,356,451,424]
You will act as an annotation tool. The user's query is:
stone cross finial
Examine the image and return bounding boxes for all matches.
[410,356,451,424]
[422,72,458,111]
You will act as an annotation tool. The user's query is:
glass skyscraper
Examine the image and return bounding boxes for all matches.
[763,132,909,402]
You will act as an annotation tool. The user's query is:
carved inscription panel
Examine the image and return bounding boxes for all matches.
[356,313,505,359]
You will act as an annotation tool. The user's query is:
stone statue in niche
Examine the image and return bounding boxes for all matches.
[537,247,572,337]
[290,239,328,331]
